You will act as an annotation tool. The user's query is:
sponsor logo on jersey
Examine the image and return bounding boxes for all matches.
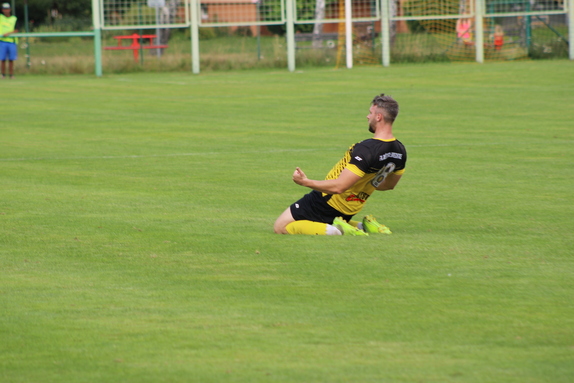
[354,156,363,161]
[345,192,370,203]
[379,152,403,161]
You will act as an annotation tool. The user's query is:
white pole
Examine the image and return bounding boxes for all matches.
[474,0,484,63]
[286,0,296,71]
[345,0,352,68]
[381,0,390,66]
[190,0,200,73]
[569,0,574,60]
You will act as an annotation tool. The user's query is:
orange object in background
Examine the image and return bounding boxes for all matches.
[104,33,168,61]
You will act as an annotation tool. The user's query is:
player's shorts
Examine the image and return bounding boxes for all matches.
[290,190,354,224]
[0,41,17,61]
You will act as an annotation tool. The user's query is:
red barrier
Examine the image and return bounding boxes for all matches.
[104,33,168,61]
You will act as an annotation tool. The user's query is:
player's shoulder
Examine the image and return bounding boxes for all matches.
[356,138,383,147]
[357,137,404,148]
[356,138,407,162]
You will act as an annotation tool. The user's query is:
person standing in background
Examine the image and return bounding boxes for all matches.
[0,2,18,79]
[456,17,474,45]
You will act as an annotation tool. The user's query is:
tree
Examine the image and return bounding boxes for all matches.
[13,0,91,27]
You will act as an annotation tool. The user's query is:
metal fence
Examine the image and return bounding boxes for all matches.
[12,0,574,76]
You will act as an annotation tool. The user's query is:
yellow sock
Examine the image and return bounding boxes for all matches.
[286,220,329,235]
[349,220,361,228]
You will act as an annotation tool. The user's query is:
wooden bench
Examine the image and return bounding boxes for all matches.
[104,33,168,61]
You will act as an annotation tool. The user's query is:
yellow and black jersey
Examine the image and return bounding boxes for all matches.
[324,138,407,215]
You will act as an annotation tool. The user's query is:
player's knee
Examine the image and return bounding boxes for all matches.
[273,221,288,234]
[274,208,294,234]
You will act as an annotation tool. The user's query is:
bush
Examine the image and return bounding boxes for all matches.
[199,27,217,40]
[32,17,92,43]
[529,40,569,59]
[182,27,229,41]
[234,26,253,37]
[407,20,426,34]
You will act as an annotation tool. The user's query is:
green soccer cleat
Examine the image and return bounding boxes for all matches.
[333,217,369,236]
[362,215,392,234]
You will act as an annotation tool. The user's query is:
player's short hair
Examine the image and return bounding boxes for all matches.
[372,94,399,123]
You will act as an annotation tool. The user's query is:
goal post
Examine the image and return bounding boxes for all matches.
[475,0,484,63]
[381,0,390,66]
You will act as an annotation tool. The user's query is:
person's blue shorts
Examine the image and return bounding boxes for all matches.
[0,41,17,61]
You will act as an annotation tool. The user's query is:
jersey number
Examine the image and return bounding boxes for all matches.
[371,162,396,188]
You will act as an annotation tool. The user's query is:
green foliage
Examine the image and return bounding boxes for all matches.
[122,2,156,24]
[234,26,254,37]
[406,19,426,33]
[31,15,92,35]
[261,0,338,35]
[529,40,569,59]
[529,26,569,59]
[15,0,91,27]
[182,26,231,40]
[402,0,458,33]
[198,26,217,39]
[402,0,459,18]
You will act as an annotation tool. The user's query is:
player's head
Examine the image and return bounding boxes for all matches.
[2,3,10,15]
[371,94,399,124]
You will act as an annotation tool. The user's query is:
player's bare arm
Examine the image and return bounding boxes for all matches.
[293,167,361,195]
[375,172,402,191]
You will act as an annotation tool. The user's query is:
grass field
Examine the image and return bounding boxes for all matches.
[1,60,573,382]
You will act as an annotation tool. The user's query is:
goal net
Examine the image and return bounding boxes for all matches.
[390,0,569,62]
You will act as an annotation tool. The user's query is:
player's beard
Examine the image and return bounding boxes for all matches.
[368,121,376,133]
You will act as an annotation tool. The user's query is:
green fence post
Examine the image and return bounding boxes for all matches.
[525,1,532,50]
[24,0,30,69]
[92,0,103,76]
[569,0,573,59]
